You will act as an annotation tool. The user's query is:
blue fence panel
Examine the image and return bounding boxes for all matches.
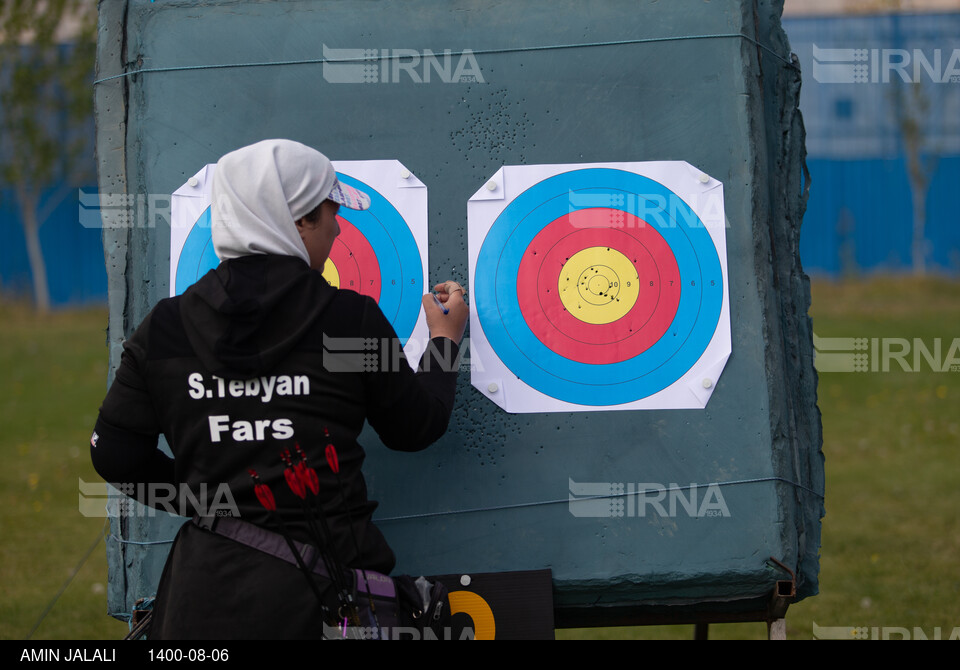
[0,185,107,306]
[783,12,960,275]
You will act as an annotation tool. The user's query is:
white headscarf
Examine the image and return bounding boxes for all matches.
[210,139,339,264]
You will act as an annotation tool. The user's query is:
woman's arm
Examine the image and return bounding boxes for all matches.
[90,313,175,488]
[361,284,467,451]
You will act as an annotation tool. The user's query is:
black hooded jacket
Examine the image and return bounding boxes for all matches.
[91,254,460,576]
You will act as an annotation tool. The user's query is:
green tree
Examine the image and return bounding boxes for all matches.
[0,0,96,312]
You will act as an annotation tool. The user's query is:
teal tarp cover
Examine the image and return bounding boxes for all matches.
[95,0,822,625]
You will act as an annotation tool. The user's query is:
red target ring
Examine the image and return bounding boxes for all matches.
[326,215,381,300]
[516,209,681,365]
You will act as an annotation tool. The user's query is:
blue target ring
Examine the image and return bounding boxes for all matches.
[175,206,217,296]
[335,173,423,345]
[173,174,424,344]
[475,168,724,405]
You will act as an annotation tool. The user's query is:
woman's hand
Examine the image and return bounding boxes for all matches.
[422,280,468,344]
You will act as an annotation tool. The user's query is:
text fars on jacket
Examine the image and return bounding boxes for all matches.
[187,372,309,443]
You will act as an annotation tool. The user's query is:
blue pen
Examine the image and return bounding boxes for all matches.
[432,293,449,315]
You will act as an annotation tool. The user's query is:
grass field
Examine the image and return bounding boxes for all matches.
[0,302,128,640]
[2,276,959,640]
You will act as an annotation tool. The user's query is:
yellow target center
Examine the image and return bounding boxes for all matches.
[558,247,639,324]
[322,259,340,288]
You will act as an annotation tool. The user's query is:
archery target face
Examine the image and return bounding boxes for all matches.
[467,162,731,413]
[170,160,429,359]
